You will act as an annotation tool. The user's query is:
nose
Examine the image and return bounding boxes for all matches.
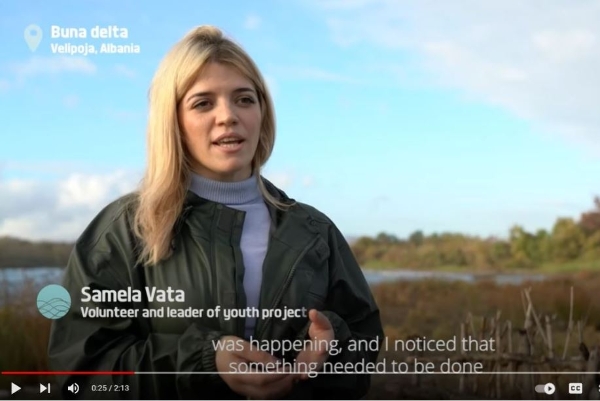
[216,100,238,126]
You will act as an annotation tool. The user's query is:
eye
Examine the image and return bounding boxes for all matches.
[192,100,211,109]
[238,96,256,105]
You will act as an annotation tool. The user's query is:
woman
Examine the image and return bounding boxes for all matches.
[48,25,383,400]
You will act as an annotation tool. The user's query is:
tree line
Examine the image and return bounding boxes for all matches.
[0,237,72,268]
[351,197,600,270]
[1,197,599,270]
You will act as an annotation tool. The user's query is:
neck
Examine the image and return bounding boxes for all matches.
[189,173,261,205]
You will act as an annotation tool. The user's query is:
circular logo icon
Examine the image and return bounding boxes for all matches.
[37,284,71,319]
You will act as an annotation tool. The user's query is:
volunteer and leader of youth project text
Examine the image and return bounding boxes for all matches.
[48,25,383,400]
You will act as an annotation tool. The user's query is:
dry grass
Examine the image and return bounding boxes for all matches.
[366,270,600,399]
[0,275,52,387]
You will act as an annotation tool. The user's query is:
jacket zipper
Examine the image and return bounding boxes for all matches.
[255,235,319,340]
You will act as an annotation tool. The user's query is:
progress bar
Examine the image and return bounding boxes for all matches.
[3,371,600,375]
[2,371,134,375]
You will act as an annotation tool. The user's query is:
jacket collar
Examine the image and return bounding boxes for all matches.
[174,175,319,256]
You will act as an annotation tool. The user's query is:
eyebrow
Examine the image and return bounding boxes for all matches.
[186,87,256,104]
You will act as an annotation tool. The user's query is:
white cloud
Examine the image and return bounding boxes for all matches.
[302,176,314,187]
[531,29,597,63]
[139,14,152,26]
[0,170,140,241]
[244,14,262,30]
[2,160,98,175]
[0,169,308,240]
[262,172,316,189]
[308,0,600,153]
[106,109,143,121]
[114,64,137,78]
[63,94,79,108]
[264,74,278,98]
[274,66,360,83]
[57,171,137,211]
[10,56,97,82]
[0,79,9,92]
[264,172,293,189]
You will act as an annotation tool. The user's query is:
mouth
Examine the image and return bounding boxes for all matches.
[213,138,245,148]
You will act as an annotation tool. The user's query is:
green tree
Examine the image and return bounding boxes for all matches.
[489,240,511,268]
[350,236,375,265]
[530,229,550,264]
[578,196,600,237]
[408,230,424,247]
[509,225,535,267]
[581,231,600,261]
[375,232,400,245]
[550,218,586,262]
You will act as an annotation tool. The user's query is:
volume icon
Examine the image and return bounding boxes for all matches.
[67,383,79,394]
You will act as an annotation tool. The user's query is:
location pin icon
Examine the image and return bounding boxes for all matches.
[24,24,43,52]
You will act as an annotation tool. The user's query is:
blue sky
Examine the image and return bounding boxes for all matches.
[1,0,599,242]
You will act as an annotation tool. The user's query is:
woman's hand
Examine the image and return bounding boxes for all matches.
[215,335,296,399]
[294,309,335,380]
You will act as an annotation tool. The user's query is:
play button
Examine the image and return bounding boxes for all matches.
[11,383,21,394]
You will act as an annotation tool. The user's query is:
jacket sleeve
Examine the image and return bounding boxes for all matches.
[47,207,230,400]
[302,224,384,399]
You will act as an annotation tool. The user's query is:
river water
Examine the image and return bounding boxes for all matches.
[363,269,546,285]
[0,266,546,291]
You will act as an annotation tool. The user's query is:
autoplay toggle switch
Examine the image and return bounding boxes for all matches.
[535,383,555,395]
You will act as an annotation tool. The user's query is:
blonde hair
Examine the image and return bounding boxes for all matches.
[133,25,287,267]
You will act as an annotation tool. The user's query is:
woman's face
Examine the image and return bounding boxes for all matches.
[178,62,262,182]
